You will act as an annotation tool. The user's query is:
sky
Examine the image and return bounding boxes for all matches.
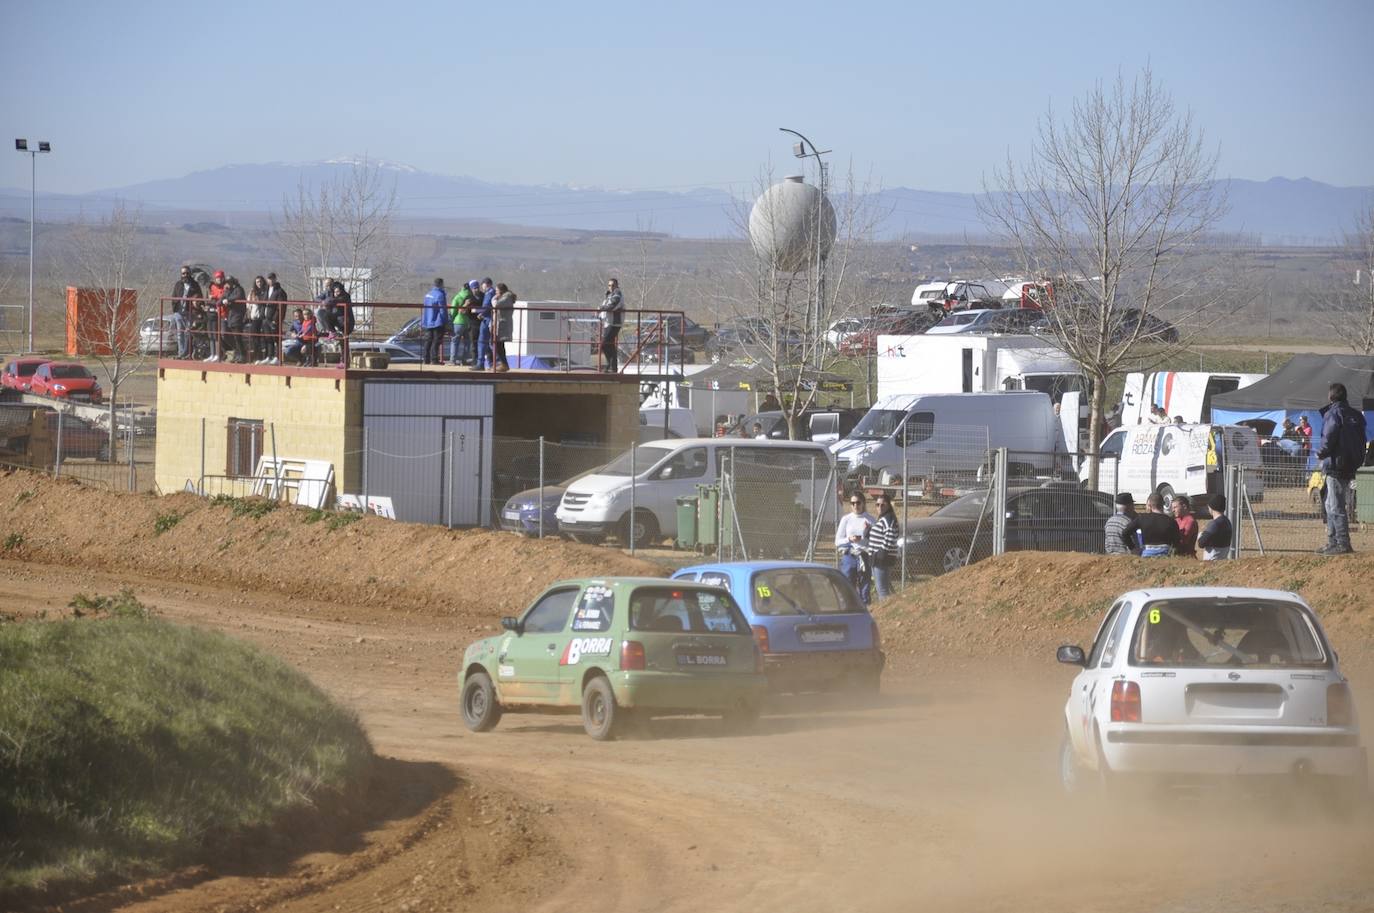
[2,0,1372,197]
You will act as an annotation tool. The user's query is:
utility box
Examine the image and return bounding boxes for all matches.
[66,286,138,356]
[511,300,596,369]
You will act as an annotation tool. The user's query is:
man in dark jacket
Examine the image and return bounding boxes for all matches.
[421,279,448,365]
[221,276,248,364]
[1197,494,1232,560]
[1316,382,1368,555]
[170,266,202,358]
[263,272,289,364]
[598,278,625,373]
[1134,492,1179,557]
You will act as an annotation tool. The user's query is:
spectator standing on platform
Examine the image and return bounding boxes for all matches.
[449,280,476,366]
[299,308,319,367]
[474,278,496,371]
[599,278,625,373]
[263,272,288,364]
[248,276,270,363]
[421,279,448,365]
[221,276,248,364]
[203,270,227,362]
[492,283,515,373]
[170,266,201,359]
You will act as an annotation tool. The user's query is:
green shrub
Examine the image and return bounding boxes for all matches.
[0,619,372,901]
[209,495,277,519]
[153,512,182,535]
[67,589,150,620]
[2,533,22,551]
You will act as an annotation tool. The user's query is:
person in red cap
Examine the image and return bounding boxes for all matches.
[204,270,227,362]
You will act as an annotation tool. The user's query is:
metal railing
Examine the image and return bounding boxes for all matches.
[155,296,688,375]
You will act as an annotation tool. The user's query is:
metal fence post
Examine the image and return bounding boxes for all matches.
[629,442,636,555]
[991,447,1009,556]
[445,430,454,529]
[53,410,63,479]
[126,421,135,491]
[270,422,281,503]
[901,446,909,590]
[362,426,369,510]
[1225,465,1241,559]
[199,417,206,495]
[808,454,816,562]
[538,435,545,540]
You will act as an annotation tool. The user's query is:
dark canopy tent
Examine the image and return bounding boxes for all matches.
[1210,354,1374,442]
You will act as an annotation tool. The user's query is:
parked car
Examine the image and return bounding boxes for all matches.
[826,317,869,349]
[707,320,804,362]
[458,577,767,739]
[1,357,52,393]
[1056,587,1366,803]
[137,316,177,355]
[925,308,1044,335]
[29,362,102,403]
[630,314,711,350]
[384,318,428,358]
[736,409,863,443]
[898,483,1115,575]
[838,311,941,356]
[672,561,884,693]
[500,485,568,537]
[326,340,423,365]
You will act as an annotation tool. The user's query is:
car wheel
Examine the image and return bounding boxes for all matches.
[570,532,606,546]
[722,699,761,734]
[1156,484,1175,511]
[939,544,968,574]
[619,509,659,549]
[460,671,502,732]
[582,675,622,741]
[1059,728,1090,796]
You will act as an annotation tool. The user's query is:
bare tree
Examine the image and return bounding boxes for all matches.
[980,68,1236,487]
[274,157,399,302]
[723,165,886,438]
[65,201,159,460]
[1321,203,1374,354]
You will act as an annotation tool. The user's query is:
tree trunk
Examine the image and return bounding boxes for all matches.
[1085,369,1108,490]
[107,384,118,463]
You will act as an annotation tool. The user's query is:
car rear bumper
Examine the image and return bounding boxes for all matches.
[613,670,767,712]
[763,648,885,691]
[1102,725,1365,777]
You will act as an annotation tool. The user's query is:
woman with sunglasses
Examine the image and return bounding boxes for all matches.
[868,492,900,599]
[834,492,875,604]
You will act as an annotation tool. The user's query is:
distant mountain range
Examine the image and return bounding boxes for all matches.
[1,158,1370,244]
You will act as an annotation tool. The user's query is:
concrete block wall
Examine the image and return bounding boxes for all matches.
[155,367,360,494]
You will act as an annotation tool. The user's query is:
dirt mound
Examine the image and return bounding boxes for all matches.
[0,469,663,625]
[874,550,1374,665]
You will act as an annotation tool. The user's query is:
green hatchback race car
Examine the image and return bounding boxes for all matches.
[459,577,767,740]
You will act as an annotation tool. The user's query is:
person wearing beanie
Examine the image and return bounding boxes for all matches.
[1197,493,1232,561]
[1104,492,1138,555]
[421,278,448,365]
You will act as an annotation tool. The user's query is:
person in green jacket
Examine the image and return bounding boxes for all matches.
[449,280,478,365]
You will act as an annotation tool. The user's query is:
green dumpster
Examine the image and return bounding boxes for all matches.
[1356,466,1374,522]
[697,484,719,551]
[675,495,698,550]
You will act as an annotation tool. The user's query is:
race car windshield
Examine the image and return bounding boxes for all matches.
[751,569,863,616]
[629,587,747,634]
[1129,598,1329,668]
[849,409,905,441]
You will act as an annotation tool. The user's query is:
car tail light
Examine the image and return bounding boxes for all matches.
[620,640,646,671]
[751,625,770,654]
[1110,681,1141,722]
[1328,682,1353,727]
[870,619,882,651]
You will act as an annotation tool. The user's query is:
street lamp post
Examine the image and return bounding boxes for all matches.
[778,128,830,367]
[14,139,52,354]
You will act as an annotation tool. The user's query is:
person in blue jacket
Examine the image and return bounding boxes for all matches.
[474,278,496,371]
[1316,381,1369,555]
[421,278,448,365]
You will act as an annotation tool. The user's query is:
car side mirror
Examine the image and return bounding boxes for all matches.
[501,616,523,635]
[1056,645,1086,666]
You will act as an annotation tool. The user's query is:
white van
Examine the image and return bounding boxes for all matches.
[830,391,1062,483]
[638,406,696,440]
[556,437,832,546]
[1084,423,1265,506]
[911,279,951,308]
[1119,371,1266,426]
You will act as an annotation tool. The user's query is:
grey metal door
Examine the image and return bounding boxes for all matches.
[443,418,483,527]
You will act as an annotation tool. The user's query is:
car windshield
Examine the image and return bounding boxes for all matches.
[933,491,990,519]
[599,444,675,476]
[849,409,905,441]
[751,568,863,616]
[1129,598,1328,668]
[50,365,93,379]
[629,586,747,634]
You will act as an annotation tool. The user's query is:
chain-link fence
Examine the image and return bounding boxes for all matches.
[0,403,154,491]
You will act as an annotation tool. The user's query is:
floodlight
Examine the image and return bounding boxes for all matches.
[14,139,26,151]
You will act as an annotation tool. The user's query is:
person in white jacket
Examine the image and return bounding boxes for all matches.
[835,492,875,603]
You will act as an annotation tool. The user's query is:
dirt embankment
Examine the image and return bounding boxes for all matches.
[875,550,1374,664]
[0,470,664,625]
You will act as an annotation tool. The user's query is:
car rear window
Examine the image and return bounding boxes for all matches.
[751,568,863,616]
[571,585,614,633]
[1129,598,1328,668]
[629,586,747,634]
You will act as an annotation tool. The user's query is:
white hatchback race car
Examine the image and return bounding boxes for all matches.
[1057,587,1366,802]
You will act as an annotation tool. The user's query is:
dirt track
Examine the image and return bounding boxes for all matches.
[6,559,1373,913]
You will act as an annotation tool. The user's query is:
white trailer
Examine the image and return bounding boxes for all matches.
[509,299,598,368]
[876,333,1084,401]
[1119,371,1266,426]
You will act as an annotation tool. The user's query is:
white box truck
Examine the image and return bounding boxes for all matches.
[830,391,1063,484]
[1119,371,1266,426]
[876,333,1084,401]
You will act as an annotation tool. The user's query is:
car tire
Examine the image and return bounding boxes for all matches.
[619,510,659,549]
[571,532,606,546]
[460,671,502,733]
[1059,728,1090,797]
[722,699,761,734]
[1156,484,1175,511]
[581,675,622,741]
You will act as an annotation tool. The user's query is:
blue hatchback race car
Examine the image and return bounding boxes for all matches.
[671,561,884,693]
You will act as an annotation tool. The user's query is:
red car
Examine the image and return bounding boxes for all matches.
[29,362,103,403]
[1,357,53,393]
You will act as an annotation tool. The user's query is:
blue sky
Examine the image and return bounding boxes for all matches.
[2,0,1372,195]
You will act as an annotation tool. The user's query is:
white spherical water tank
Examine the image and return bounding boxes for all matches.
[748,175,837,273]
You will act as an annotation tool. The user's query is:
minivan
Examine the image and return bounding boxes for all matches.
[556,437,833,547]
[830,391,1062,483]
